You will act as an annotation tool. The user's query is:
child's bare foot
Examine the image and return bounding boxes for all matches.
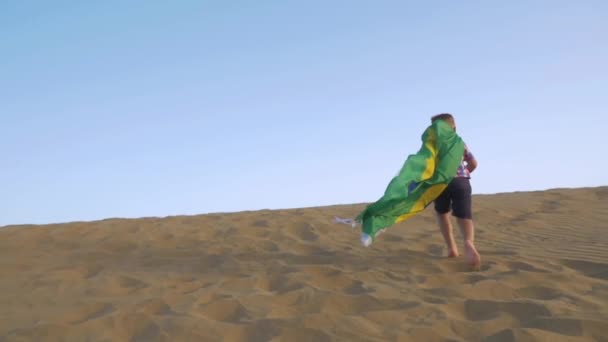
[448,250,460,258]
[464,240,481,270]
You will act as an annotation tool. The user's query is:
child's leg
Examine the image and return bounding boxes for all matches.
[451,178,481,268]
[456,218,480,267]
[434,183,458,257]
[456,217,475,242]
[436,212,459,257]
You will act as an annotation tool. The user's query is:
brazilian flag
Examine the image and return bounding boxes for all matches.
[356,119,465,241]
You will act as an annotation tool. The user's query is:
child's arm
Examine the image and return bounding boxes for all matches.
[466,158,478,173]
[464,148,478,173]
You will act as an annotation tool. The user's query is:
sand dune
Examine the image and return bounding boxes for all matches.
[1,187,607,341]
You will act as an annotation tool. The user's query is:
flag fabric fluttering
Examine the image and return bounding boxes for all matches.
[355,119,465,244]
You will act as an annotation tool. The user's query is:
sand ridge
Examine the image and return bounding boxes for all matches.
[1,187,607,341]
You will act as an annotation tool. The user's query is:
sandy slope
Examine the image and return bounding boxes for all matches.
[1,187,607,341]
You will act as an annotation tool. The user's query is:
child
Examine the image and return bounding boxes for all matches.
[431,114,481,268]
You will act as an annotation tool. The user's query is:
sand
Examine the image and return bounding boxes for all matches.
[1,186,607,341]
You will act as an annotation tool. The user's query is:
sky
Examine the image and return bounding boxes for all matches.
[1,1,607,226]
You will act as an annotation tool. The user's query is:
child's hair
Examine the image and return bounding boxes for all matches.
[431,113,455,126]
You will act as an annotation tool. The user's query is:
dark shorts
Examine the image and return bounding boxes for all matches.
[434,177,472,219]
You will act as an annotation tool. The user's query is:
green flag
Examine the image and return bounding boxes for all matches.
[356,119,465,243]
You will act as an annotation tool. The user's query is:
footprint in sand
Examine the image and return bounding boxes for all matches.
[222,318,284,342]
[482,329,516,342]
[255,273,303,293]
[252,219,269,228]
[426,244,445,257]
[507,261,550,273]
[515,286,563,300]
[561,259,608,280]
[60,303,114,324]
[287,223,319,242]
[136,298,173,315]
[382,234,404,243]
[99,275,149,296]
[198,298,250,322]
[523,317,584,336]
[343,280,374,295]
[464,299,551,323]
[115,313,161,342]
[422,296,447,304]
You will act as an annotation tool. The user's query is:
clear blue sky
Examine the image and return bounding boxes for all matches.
[2,1,606,226]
